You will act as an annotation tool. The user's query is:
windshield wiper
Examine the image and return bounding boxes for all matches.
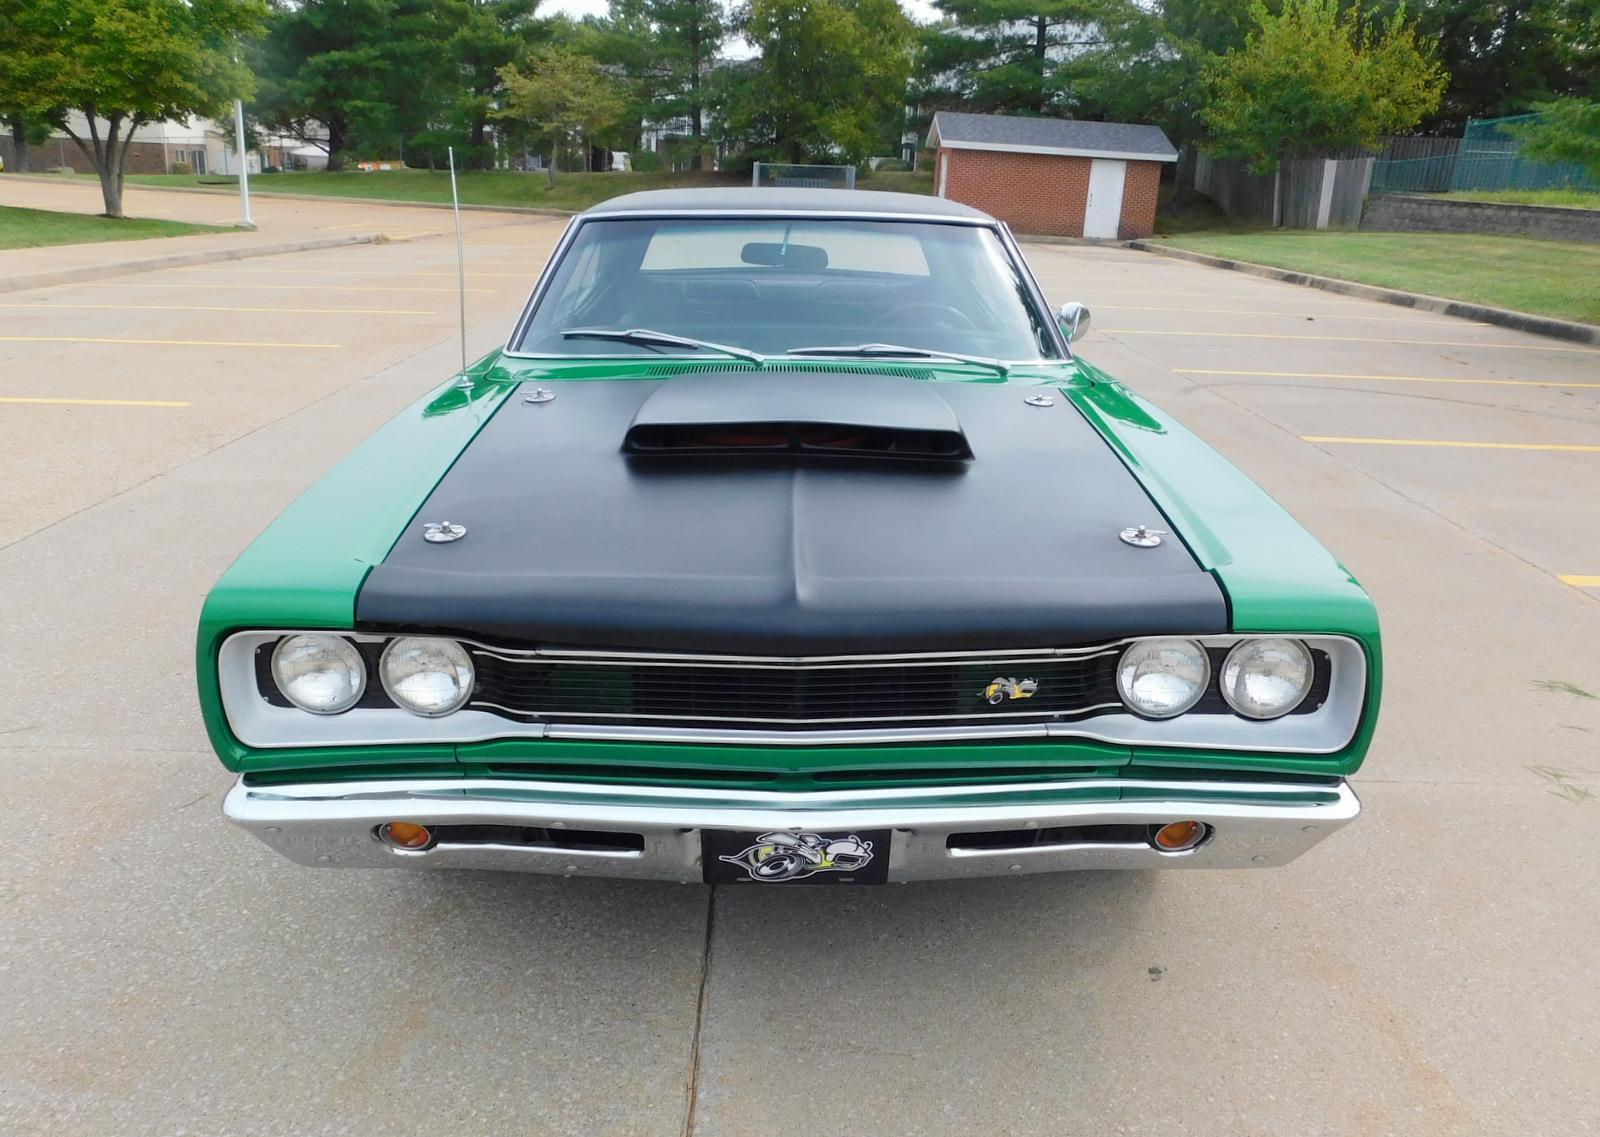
[785,343,1010,377]
[562,327,764,364]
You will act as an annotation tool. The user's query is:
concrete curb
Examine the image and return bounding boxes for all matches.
[1015,234,1124,247]
[3,173,579,218]
[0,233,382,295]
[1124,239,1600,346]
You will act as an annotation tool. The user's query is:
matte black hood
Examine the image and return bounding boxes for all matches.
[356,373,1228,653]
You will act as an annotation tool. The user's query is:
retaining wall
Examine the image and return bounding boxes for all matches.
[1361,193,1600,243]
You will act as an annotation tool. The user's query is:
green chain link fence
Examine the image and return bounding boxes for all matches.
[1370,114,1597,194]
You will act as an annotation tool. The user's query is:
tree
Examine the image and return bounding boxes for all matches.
[495,46,628,184]
[255,0,417,172]
[1,0,262,214]
[651,0,725,162]
[1408,0,1598,131]
[919,0,1115,116]
[588,0,725,165]
[2,118,53,172]
[0,0,70,173]
[449,0,543,169]
[578,0,727,170]
[1072,0,1260,139]
[1511,98,1600,182]
[1201,0,1445,174]
[715,0,913,163]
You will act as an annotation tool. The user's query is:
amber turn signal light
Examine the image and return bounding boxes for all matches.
[1152,820,1206,851]
[379,821,434,850]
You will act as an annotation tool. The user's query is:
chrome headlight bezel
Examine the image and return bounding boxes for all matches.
[218,630,1366,756]
[1115,637,1212,720]
[1220,637,1315,720]
[378,636,475,717]
[269,633,367,715]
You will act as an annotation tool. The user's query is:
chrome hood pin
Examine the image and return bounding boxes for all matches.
[1119,525,1166,548]
[423,521,467,544]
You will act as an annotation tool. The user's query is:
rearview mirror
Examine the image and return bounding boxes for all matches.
[741,242,829,272]
[1057,301,1091,344]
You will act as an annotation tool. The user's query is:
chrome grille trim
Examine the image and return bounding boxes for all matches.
[218,631,1368,753]
[466,699,1126,726]
[464,645,1121,730]
[469,644,1123,666]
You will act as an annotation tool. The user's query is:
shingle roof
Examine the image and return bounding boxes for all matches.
[927,112,1178,162]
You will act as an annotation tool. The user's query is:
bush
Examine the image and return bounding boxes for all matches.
[630,149,662,172]
[170,160,194,175]
[722,147,780,178]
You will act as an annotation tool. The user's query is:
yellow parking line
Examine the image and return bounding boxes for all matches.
[385,230,442,241]
[90,283,492,294]
[0,302,435,316]
[0,335,340,348]
[0,395,190,408]
[1558,575,1600,588]
[1180,369,1600,389]
[1109,306,1484,325]
[1104,329,1598,353]
[316,221,381,231]
[1303,436,1600,453]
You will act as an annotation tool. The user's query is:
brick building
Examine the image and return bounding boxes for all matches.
[0,112,266,175]
[926,113,1177,239]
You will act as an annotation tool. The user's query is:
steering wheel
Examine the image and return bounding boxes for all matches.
[880,303,978,330]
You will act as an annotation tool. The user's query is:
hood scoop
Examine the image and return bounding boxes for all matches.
[623,371,972,461]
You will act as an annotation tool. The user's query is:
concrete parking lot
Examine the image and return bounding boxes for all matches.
[3,182,1598,1136]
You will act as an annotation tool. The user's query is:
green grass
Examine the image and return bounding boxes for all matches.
[114,167,936,211]
[0,204,226,250]
[1435,188,1600,210]
[1156,229,1600,325]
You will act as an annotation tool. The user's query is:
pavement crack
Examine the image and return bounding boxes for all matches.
[681,885,717,1137]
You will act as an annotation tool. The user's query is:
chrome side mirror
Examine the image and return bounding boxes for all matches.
[1057,301,1091,344]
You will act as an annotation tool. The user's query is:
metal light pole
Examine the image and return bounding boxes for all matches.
[233,98,256,230]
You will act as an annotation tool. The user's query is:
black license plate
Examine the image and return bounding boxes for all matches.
[701,828,892,885]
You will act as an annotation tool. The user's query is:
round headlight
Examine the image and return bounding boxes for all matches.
[271,634,366,714]
[380,637,474,717]
[1221,638,1313,719]
[1117,638,1210,719]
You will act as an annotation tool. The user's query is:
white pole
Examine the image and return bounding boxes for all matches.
[448,146,468,378]
[233,99,255,230]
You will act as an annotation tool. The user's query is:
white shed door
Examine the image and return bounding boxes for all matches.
[1083,159,1126,238]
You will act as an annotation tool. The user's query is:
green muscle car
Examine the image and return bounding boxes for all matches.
[198,189,1381,885]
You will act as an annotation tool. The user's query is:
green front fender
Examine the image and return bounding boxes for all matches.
[195,363,514,767]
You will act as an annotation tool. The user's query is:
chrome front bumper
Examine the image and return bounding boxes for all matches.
[223,775,1360,882]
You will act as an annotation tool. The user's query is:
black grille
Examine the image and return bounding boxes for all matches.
[467,649,1122,729]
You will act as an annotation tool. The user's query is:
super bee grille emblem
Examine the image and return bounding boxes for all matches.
[982,677,1038,705]
[718,832,876,882]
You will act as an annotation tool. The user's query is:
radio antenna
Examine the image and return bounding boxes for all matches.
[447,146,468,381]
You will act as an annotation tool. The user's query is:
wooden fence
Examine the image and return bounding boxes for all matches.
[1194,152,1374,228]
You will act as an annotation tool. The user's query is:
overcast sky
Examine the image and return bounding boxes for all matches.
[542,0,942,27]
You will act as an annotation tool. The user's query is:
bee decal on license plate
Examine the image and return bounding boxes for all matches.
[716,831,876,882]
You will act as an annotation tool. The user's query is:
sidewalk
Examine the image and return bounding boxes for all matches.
[0,176,455,289]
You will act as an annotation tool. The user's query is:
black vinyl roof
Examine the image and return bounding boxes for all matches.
[583,187,993,219]
[927,112,1178,161]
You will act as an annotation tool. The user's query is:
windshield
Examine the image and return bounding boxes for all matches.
[513,217,1060,360]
